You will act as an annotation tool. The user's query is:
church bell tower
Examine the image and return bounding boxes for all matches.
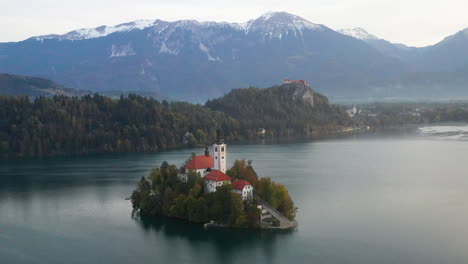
[213,129,227,173]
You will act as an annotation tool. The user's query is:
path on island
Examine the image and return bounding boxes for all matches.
[255,194,298,230]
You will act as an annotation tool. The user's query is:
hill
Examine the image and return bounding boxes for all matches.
[0,73,88,97]
[0,73,168,99]
[206,83,350,136]
[0,83,350,158]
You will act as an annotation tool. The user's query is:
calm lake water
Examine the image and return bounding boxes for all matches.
[1,126,468,264]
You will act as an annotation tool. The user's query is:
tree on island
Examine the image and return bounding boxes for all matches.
[226,159,259,187]
[257,178,297,220]
[131,158,296,228]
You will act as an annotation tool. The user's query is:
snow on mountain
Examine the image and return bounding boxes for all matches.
[35,20,158,40]
[158,42,179,55]
[110,44,136,57]
[338,28,378,40]
[338,27,416,60]
[7,11,468,102]
[199,43,221,62]
[33,12,325,41]
[245,11,325,38]
[253,11,323,30]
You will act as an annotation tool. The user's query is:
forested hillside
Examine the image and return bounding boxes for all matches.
[0,83,350,158]
[0,73,88,97]
[0,94,240,158]
[206,83,351,136]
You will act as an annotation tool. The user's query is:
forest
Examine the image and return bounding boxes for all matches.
[0,94,241,158]
[0,83,351,158]
[130,159,296,228]
[206,84,351,137]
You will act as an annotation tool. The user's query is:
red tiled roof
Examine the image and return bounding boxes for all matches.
[204,170,232,182]
[185,155,214,170]
[232,180,251,191]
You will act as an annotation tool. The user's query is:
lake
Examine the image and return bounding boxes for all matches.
[1,126,468,264]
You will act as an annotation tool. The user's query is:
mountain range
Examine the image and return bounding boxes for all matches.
[1,11,468,101]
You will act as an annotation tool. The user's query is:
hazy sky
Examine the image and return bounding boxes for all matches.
[1,0,467,46]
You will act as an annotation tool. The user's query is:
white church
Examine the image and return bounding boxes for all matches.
[178,131,253,200]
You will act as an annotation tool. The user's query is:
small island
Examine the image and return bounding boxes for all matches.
[131,130,297,229]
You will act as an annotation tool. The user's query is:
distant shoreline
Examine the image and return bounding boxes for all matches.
[0,127,370,161]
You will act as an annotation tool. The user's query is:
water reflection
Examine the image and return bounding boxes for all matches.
[2,128,468,263]
[132,213,295,263]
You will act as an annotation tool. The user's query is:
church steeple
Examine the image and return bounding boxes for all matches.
[213,129,227,173]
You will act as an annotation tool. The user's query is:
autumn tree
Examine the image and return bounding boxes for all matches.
[226,159,259,187]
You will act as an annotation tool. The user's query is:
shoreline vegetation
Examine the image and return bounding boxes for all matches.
[3,82,468,159]
[0,83,352,159]
[130,159,297,229]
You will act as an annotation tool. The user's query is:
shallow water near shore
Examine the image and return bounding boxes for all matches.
[1,126,468,263]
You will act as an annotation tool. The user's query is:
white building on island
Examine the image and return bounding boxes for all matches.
[204,170,232,193]
[178,147,214,182]
[232,180,253,200]
[178,129,253,200]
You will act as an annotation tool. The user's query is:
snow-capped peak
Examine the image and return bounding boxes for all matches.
[35,19,159,41]
[251,11,323,30]
[338,28,378,40]
[32,12,325,41]
[258,11,277,21]
[245,11,324,38]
